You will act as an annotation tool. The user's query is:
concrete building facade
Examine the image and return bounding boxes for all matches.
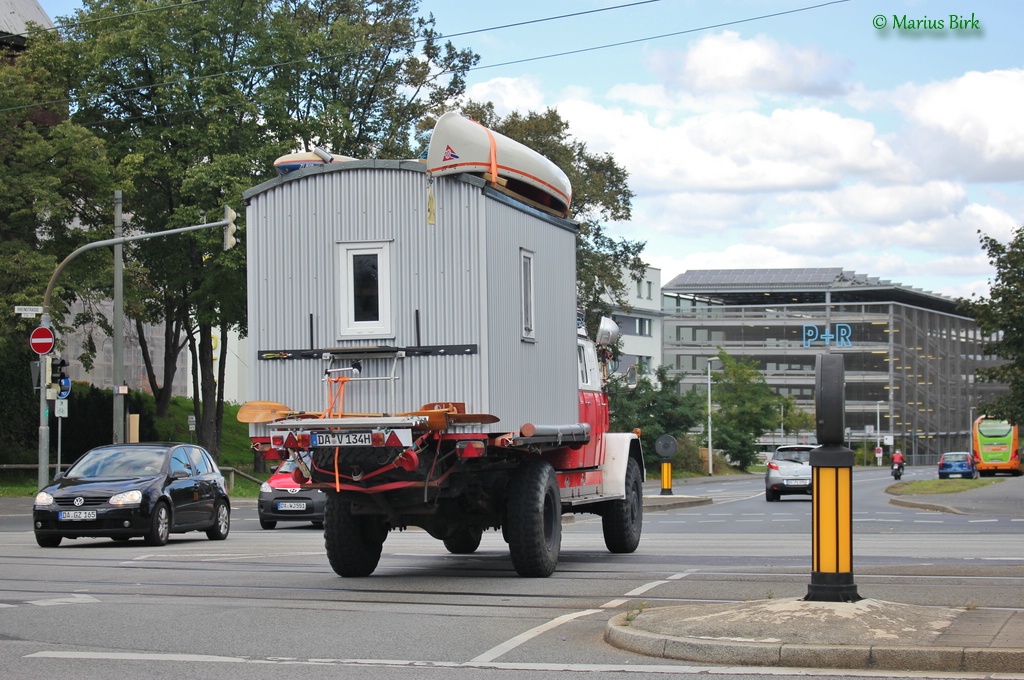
[661,268,1000,462]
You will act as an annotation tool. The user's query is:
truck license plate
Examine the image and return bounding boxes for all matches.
[277,501,307,511]
[59,510,97,521]
[312,432,372,447]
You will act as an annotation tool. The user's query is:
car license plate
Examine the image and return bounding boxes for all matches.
[784,480,809,486]
[311,431,372,447]
[949,473,963,478]
[59,510,97,521]
[277,501,307,511]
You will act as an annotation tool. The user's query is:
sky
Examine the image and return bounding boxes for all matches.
[35,0,1024,300]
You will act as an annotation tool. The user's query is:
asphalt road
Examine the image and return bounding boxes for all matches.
[0,469,1021,680]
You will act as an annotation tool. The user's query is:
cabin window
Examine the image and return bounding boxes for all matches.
[339,242,392,338]
[521,249,535,341]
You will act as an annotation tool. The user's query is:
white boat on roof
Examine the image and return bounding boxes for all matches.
[426,112,572,217]
[273,148,356,176]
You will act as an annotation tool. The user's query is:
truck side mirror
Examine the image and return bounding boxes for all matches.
[624,364,638,390]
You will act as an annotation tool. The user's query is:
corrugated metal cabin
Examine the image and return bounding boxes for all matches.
[242,135,580,439]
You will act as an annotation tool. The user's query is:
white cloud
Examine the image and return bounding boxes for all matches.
[893,69,1024,181]
[649,31,851,97]
[465,77,546,117]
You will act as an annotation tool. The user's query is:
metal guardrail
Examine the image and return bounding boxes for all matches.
[0,464,264,491]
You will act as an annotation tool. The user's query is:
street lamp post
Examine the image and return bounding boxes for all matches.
[876,400,882,452]
[707,357,720,476]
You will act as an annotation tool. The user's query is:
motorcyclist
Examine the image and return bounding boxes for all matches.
[892,449,906,475]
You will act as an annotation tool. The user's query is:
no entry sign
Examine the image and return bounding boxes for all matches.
[30,326,55,355]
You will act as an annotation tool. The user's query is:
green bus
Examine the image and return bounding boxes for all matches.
[972,417,1023,476]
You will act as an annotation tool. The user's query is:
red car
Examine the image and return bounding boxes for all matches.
[257,459,326,529]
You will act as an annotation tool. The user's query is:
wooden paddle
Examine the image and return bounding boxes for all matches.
[237,400,304,423]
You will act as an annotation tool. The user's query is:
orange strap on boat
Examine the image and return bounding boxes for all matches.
[322,376,350,418]
[471,118,499,187]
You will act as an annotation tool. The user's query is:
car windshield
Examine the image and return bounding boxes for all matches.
[943,453,969,463]
[776,449,811,463]
[275,459,297,473]
[66,447,166,478]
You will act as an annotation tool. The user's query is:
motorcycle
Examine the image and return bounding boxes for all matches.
[891,462,903,481]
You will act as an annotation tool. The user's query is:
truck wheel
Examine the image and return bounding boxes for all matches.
[507,458,561,577]
[602,457,643,553]
[443,526,483,554]
[324,493,387,577]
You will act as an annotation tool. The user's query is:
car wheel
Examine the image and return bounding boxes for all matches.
[938,473,946,480]
[311,520,324,528]
[144,501,171,546]
[206,501,230,540]
[765,488,778,502]
[35,533,61,548]
[260,519,277,530]
[972,469,980,480]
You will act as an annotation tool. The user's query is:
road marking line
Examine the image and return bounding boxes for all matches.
[469,609,602,663]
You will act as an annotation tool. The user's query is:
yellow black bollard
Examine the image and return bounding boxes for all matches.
[805,354,861,602]
[655,435,678,496]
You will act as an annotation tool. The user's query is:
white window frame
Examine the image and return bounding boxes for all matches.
[338,241,393,338]
[521,249,536,341]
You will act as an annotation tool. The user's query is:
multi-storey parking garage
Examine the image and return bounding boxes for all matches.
[662,268,1002,462]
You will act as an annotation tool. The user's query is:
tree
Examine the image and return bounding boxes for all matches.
[959,226,1024,424]
[607,366,703,470]
[435,103,647,335]
[24,0,477,456]
[708,350,784,470]
[0,30,115,459]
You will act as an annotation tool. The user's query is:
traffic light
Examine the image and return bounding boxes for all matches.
[49,357,68,386]
[223,205,238,251]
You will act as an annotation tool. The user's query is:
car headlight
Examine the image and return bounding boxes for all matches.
[34,492,54,507]
[260,482,272,493]
[109,489,143,505]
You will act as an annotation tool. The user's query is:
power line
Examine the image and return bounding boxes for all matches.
[8,0,212,39]
[2,0,847,117]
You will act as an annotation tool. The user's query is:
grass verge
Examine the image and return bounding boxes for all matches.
[887,477,1003,495]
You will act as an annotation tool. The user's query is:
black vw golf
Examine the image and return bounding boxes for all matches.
[33,442,231,547]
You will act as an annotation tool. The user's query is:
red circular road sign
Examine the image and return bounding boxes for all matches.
[30,326,55,355]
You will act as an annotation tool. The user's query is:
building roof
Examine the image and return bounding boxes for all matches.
[663,267,963,315]
[0,0,53,48]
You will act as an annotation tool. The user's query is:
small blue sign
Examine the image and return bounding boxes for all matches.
[57,377,72,399]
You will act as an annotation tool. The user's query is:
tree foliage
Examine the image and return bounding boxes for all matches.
[608,366,703,470]
[708,350,809,470]
[959,226,1024,424]
[17,0,477,456]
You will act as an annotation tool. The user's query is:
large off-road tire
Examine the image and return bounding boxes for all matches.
[506,458,561,577]
[144,501,170,546]
[602,457,643,553]
[324,493,387,577]
[443,526,483,554]
[206,501,230,540]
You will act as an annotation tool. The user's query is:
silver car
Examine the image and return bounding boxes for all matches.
[765,444,816,501]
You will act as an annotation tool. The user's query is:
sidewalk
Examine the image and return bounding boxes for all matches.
[618,474,1024,673]
[606,597,1024,673]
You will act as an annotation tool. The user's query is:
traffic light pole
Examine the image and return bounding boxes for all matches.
[36,208,236,490]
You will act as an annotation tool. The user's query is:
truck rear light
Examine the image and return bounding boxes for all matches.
[271,434,284,447]
[457,440,486,458]
[372,431,386,447]
[281,432,310,449]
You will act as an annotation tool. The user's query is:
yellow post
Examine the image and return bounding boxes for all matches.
[660,461,673,496]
